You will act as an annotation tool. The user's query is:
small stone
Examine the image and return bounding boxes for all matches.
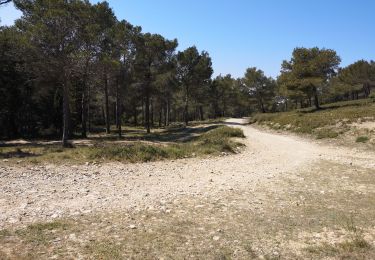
[53,237,61,243]
[129,225,137,229]
[2,159,9,162]
[69,233,77,240]
[213,236,220,241]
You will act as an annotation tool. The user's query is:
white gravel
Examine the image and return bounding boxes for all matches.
[1,118,374,228]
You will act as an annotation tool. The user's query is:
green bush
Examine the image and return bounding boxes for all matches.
[356,136,369,143]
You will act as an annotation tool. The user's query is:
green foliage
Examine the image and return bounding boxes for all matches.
[279,47,341,109]
[356,136,369,143]
[177,46,213,124]
[242,67,276,113]
[327,60,375,102]
[15,221,68,245]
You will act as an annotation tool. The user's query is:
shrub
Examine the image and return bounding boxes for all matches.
[356,136,369,143]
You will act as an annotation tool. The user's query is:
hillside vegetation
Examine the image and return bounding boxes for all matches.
[252,99,375,143]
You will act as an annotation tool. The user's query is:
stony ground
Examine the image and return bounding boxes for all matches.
[0,118,374,259]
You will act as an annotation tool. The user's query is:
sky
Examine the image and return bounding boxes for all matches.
[1,0,375,78]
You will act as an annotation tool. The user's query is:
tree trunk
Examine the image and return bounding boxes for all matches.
[145,91,151,133]
[313,86,321,109]
[81,84,87,138]
[133,104,138,126]
[199,106,204,121]
[184,85,189,125]
[103,71,110,134]
[62,76,71,147]
[115,79,122,138]
[150,98,154,127]
[166,99,170,126]
[363,82,371,98]
[87,83,91,133]
[260,99,266,113]
[159,106,162,127]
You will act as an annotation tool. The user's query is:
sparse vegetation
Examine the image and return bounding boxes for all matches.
[356,136,369,143]
[0,125,245,164]
[252,99,375,139]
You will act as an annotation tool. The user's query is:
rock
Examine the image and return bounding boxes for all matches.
[2,159,9,162]
[53,237,61,243]
[213,236,220,241]
[129,225,137,229]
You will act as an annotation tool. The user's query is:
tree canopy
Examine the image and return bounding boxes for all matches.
[1,1,374,142]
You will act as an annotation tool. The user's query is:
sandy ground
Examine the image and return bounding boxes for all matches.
[0,118,373,228]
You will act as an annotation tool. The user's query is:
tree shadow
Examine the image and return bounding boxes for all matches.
[0,123,228,150]
[0,148,38,159]
[120,125,222,143]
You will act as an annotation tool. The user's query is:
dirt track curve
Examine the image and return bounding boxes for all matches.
[1,118,374,229]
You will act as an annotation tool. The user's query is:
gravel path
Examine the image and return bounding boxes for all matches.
[1,118,374,228]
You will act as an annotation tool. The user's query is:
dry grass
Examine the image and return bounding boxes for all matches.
[252,99,375,140]
[0,125,245,164]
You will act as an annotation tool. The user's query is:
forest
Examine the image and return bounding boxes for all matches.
[1,0,374,144]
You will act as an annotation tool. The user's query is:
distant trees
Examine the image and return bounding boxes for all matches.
[177,46,213,125]
[134,33,178,133]
[1,0,246,142]
[1,1,375,142]
[279,47,341,109]
[330,60,375,100]
[242,67,276,113]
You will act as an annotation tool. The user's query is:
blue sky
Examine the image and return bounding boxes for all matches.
[1,0,375,78]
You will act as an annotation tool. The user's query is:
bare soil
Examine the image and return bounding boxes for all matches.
[0,118,374,259]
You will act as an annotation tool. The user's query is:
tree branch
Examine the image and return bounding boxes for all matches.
[0,0,12,5]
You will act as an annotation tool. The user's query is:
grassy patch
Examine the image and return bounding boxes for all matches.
[0,126,245,164]
[252,99,375,138]
[85,241,123,259]
[87,126,244,162]
[356,136,369,143]
[15,221,68,245]
[306,238,371,258]
[315,129,339,139]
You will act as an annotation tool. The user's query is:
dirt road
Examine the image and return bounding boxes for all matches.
[1,118,374,259]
